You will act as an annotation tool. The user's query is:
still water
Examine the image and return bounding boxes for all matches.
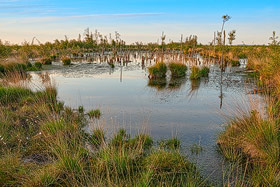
[29,61,258,182]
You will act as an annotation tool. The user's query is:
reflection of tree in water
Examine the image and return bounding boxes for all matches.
[147,78,167,91]
[168,77,186,90]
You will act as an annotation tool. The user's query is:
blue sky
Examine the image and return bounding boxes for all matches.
[0,0,279,44]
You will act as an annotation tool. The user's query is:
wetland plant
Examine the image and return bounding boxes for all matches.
[190,143,203,155]
[89,128,105,147]
[168,62,188,78]
[231,60,240,67]
[199,66,210,77]
[148,62,167,79]
[62,57,71,65]
[34,62,43,69]
[190,66,201,80]
[160,138,181,150]
[87,109,101,119]
[41,58,52,65]
[190,66,209,80]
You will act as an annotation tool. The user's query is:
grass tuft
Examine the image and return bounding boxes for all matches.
[168,62,188,78]
[148,62,167,79]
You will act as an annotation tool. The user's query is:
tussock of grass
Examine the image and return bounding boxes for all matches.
[148,62,167,79]
[190,66,201,80]
[190,66,210,80]
[87,109,101,119]
[168,62,187,78]
[200,66,210,77]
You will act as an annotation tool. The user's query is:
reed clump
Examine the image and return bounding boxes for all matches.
[168,62,188,78]
[87,109,101,119]
[148,62,167,79]
[190,66,209,80]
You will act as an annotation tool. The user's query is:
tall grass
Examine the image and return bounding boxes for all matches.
[218,45,280,185]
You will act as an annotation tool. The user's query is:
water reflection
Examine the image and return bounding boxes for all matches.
[147,78,167,91]
[147,76,187,91]
[168,77,187,90]
[189,79,201,97]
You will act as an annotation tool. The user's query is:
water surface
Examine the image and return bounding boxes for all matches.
[29,61,258,182]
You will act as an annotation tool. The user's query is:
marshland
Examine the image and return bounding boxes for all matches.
[1,1,280,186]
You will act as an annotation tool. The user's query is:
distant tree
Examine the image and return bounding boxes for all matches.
[185,35,198,46]
[269,31,280,45]
[0,40,11,58]
[228,30,236,45]
[216,32,222,45]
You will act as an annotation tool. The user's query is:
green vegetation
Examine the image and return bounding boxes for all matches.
[0,61,43,74]
[190,66,201,80]
[109,63,115,68]
[218,45,280,185]
[190,143,203,155]
[190,66,210,80]
[62,57,71,65]
[199,66,210,77]
[41,58,52,65]
[231,60,240,67]
[0,82,209,186]
[168,62,188,78]
[87,109,101,119]
[148,62,167,79]
[160,138,181,150]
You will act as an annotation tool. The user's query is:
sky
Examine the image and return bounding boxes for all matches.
[0,0,279,45]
